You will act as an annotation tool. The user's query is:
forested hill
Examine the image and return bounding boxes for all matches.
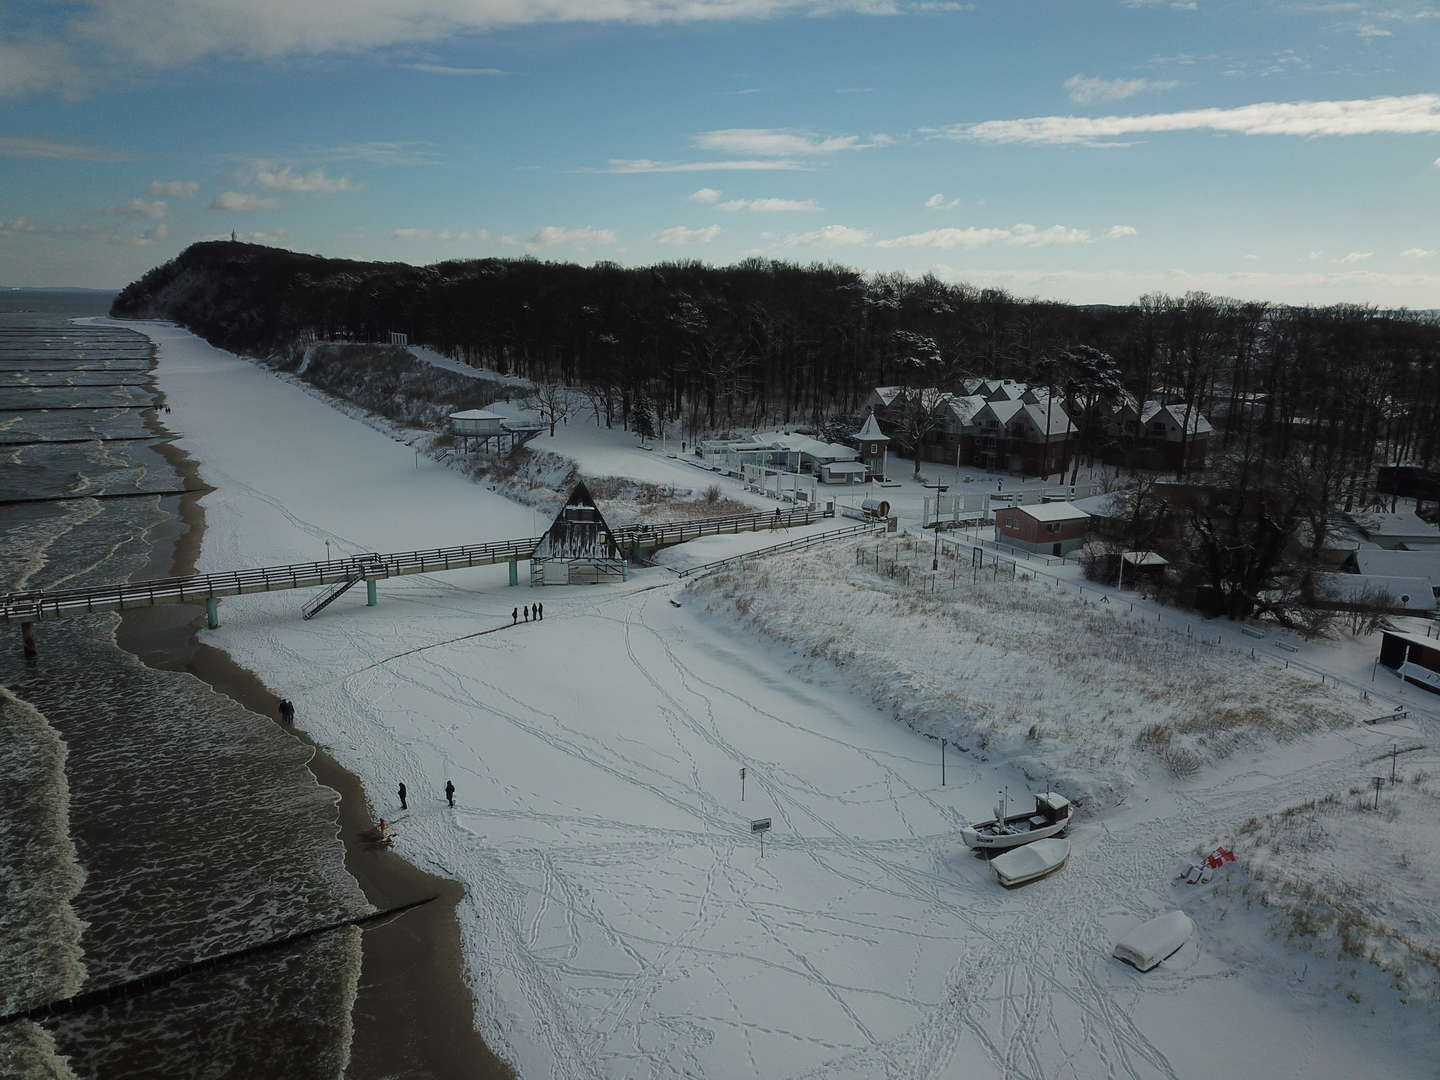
[112,242,1440,463]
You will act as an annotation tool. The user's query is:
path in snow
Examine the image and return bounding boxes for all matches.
[121,319,1440,1079]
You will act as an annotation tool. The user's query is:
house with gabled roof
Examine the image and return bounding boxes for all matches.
[530,481,627,585]
[1103,399,1213,472]
[971,399,1076,476]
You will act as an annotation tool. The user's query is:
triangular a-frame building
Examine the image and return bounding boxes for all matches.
[531,481,627,585]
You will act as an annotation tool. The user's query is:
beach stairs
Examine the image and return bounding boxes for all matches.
[302,571,366,620]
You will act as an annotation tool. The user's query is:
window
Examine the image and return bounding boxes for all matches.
[869,443,878,454]
[1046,522,1061,534]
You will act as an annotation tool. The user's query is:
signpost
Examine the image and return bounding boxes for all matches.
[740,766,746,802]
[751,817,772,857]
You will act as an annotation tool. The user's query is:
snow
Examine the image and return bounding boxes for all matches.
[1012,501,1089,523]
[1111,910,1195,972]
[93,317,1440,1079]
[1354,547,1440,582]
[1311,573,1436,612]
[1353,511,1440,542]
[449,408,506,421]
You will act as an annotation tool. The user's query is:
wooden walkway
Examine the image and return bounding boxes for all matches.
[2,505,832,625]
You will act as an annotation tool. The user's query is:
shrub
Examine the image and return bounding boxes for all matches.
[704,484,722,504]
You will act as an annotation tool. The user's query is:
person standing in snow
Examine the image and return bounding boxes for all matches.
[524,604,530,622]
[398,782,407,810]
[444,780,455,808]
[537,602,544,620]
[511,607,518,625]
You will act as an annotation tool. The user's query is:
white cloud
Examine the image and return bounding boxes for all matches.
[148,179,198,198]
[404,63,505,76]
[878,223,1091,249]
[116,198,167,220]
[925,193,962,209]
[603,158,808,173]
[253,166,358,193]
[718,198,821,212]
[1107,224,1138,238]
[781,224,873,248]
[1242,253,1260,261]
[1400,247,1436,258]
[1337,251,1374,263]
[692,128,892,156]
[311,141,439,166]
[1064,74,1178,105]
[531,225,617,247]
[209,191,281,212]
[123,223,169,246]
[1353,23,1392,37]
[688,187,722,203]
[0,135,127,160]
[390,227,488,242]
[654,224,721,244]
[1125,0,1198,8]
[0,216,103,237]
[909,1,975,9]
[10,2,896,92]
[950,93,1440,146]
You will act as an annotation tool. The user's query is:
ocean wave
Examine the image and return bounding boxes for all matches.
[0,689,89,1015]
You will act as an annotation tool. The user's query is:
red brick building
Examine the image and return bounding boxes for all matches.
[993,502,1091,556]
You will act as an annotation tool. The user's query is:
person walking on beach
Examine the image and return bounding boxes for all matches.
[511,607,518,625]
[444,780,455,808]
[397,782,407,810]
[278,699,294,725]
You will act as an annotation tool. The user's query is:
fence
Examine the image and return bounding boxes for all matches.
[853,531,1434,722]
[675,521,885,580]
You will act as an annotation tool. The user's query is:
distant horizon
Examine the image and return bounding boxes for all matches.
[3,2,1438,307]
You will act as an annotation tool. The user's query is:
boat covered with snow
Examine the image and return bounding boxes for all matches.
[960,791,1072,850]
[1112,910,1194,972]
[990,837,1070,887]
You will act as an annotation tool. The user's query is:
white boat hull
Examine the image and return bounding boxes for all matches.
[991,837,1070,887]
[960,815,1069,850]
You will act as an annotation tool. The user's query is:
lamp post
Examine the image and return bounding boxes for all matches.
[932,517,941,570]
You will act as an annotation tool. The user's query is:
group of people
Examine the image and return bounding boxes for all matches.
[395,780,456,810]
[512,602,543,624]
[277,698,296,724]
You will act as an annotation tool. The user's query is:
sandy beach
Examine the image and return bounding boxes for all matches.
[114,391,513,1078]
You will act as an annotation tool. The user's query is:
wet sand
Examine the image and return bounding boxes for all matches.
[111,413,514,1077]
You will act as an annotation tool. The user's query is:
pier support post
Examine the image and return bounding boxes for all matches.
[508,560,518,587]
[622,563,629,582]
[205,597,220,629]
[21,622,37,663]
[366,579,377,607]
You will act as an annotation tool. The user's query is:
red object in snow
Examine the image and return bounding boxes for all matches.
[1206,854,1223,868]
[1218,847,1236,862]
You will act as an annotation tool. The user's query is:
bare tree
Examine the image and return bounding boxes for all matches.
[525,377,578,436]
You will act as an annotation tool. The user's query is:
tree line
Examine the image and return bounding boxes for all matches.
[113,242,1440,473]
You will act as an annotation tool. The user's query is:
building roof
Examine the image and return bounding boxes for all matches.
[1312,573,1436,611]
[1381,628,1440,653]
[983,400,1025,423]
[943,393,988,426]
[1353,511,1440,540]
[1354,548,1440,583]
[854,413,889,442]
[1016,501,1091,523]
[1141,402,1214,435]
[1122,551,1168,567]
[449,409,505,421]
[1020,402,1075,436]
[822,461,867,474]
[1070,492,1127,519]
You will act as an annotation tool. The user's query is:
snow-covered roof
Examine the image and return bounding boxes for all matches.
[1382,628,1440,653]
[983,400,1025,423]
[1141,402,1213,435]
[871,386,905,406]
[1070,492,1127,519]
[1354,548,1440,583]
[1311,573,1436,611]
[1122,551,1168,567]
[1353,512,1440,540]
[449,409,505,421]
[943,393,987,426]
[1017,502,1090,523]
[1021,402,1074,436]
[854,413,889,442]
[822,461,867,474]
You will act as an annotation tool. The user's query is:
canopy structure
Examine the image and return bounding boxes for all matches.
[531,481,627,585]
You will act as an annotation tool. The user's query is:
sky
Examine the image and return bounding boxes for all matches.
[1,0,1438,306]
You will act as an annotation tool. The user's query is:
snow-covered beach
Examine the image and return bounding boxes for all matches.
[121,319,1440,1079]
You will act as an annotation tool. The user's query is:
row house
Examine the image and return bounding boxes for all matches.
[1104,400,1213,472]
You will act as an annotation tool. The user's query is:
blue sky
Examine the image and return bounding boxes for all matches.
[2,0,1438,304]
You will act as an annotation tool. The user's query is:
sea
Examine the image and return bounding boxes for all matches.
[0,293,370,1078]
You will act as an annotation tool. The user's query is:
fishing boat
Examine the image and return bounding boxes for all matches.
[990,837,1070,887]
[960,791,1072,850]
